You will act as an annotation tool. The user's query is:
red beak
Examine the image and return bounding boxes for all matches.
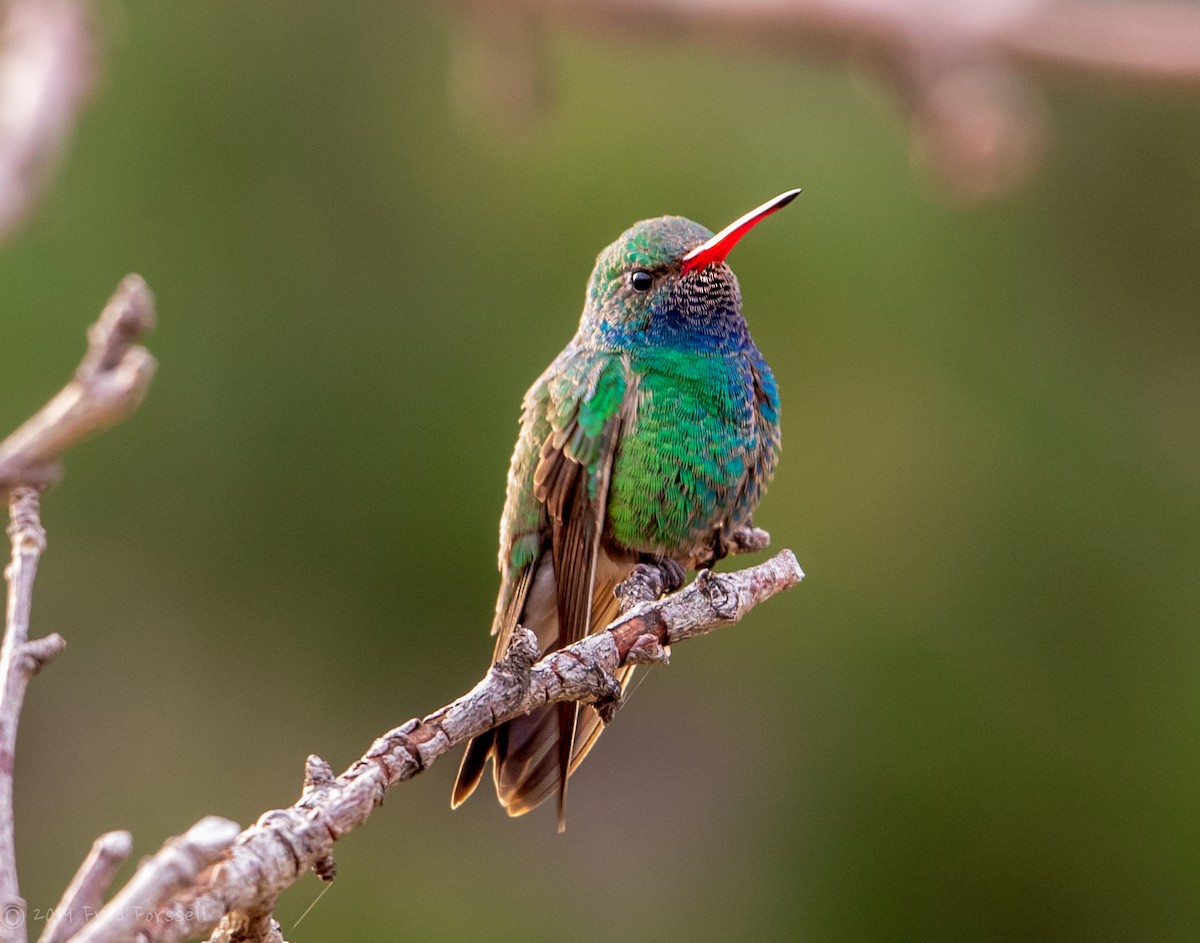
[680,189,801,274]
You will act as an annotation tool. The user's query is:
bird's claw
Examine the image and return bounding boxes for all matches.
[616,559,686,610]
[626,635,671,666]
[314,852,338,882]
[594,670,624,724]
[727,525,771,555]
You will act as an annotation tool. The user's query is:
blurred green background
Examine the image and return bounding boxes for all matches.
[5,2,1200,940]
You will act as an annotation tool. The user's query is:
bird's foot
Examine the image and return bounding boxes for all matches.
[626,634,671,666]
[727,525,771,555]
[615,559,687,610]
[696,525,772,570]
[594,669,625,724]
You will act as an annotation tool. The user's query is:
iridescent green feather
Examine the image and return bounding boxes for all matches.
[607,346,773,554]
[494,348,628,633]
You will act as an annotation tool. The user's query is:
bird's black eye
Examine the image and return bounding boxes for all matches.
[630,270,653,292]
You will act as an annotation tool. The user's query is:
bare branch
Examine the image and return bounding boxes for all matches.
[0,278,156,943]
[81,551,804,943]
[205,915,287,943]
[446,0,1200,200]
[0,275,157,490]
[508,0,1200,84]
[0,0,96,242]
[70,819,241,943]
[0,487,47,943]
[1003,1,1200,87]
[39,832,133,943]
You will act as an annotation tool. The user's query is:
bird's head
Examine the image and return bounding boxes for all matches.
[580,189,800,348]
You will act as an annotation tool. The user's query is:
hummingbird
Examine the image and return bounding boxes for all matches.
[451,190,798,830]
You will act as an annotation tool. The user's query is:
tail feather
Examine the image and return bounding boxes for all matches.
[451,552,634,827]
[493,703,565,816]
[494,561,628,825]
[555,701,579,832]
[451,727,494,809]
[494,705,558,807]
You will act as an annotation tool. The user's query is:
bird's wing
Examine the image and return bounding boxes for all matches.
[535,355,627,658]
[488,349,629,646]
[527,354,628,828]
[451,362,556,811]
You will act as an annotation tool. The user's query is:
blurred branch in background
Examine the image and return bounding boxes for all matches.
[0,277,155,943]
[0,0,95,243]
[0,276,157,491]
[57,553,802,943]
[446,0,1200,201]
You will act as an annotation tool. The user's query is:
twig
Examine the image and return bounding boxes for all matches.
[0,275,157,490]
[0,277,156,943]
[0,488,56,943]
[0,0,96,242]
[69,819,241,943]
[39,832,133,943]
[74,551,803,943]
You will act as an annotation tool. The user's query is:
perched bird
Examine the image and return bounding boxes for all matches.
[452,190,798,830]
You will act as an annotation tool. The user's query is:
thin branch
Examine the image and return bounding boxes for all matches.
[511,0,1200,84]
[0,275,157,490]
[0,487,52,943]
[1003,1,1200,87]
[74,551,804,943]
[0,277,156,943]
[39,832,133,943]
[69,819,241,943]
[0,0,96,242]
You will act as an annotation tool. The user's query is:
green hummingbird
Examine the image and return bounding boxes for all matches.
[452,190,799,830]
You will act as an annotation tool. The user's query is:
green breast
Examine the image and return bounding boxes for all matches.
[607,347,761,555]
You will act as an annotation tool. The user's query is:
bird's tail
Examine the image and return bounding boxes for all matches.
[451,557,631,828]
